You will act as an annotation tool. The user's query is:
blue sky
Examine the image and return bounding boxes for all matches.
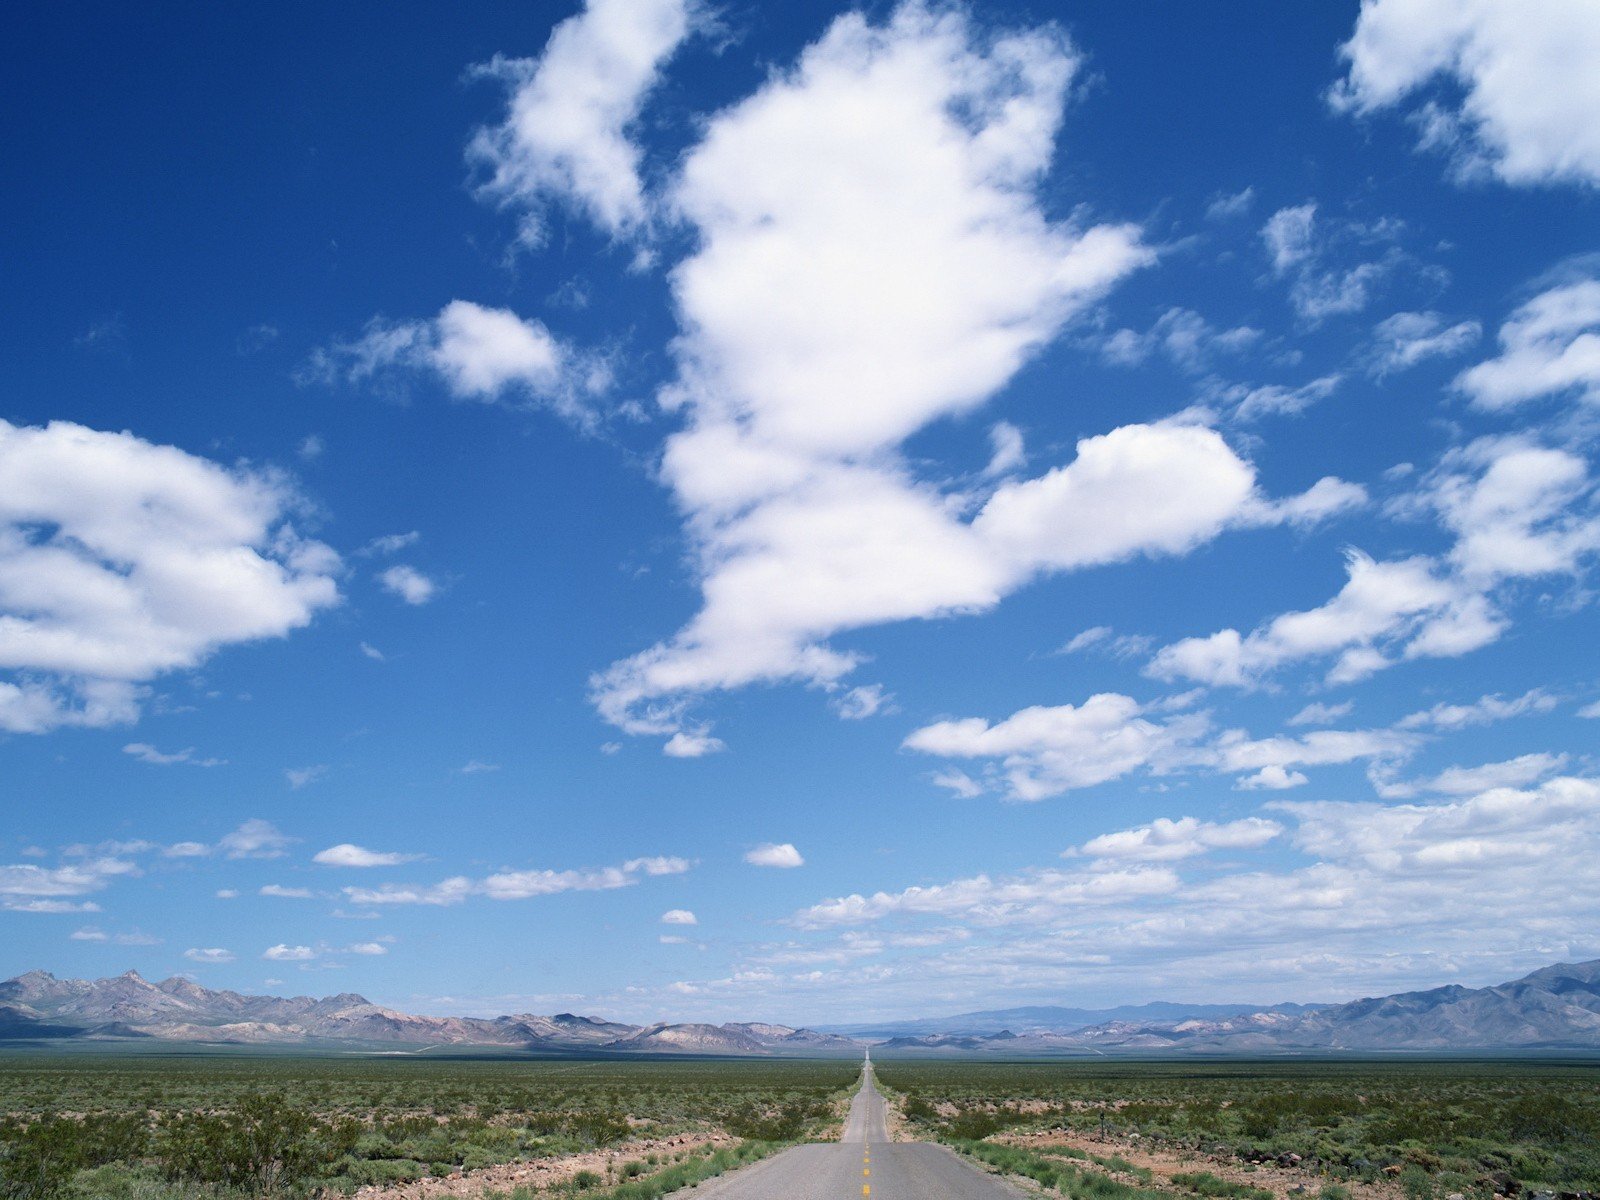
[3,0,1599,1024]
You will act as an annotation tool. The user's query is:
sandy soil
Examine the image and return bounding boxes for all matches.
[994,1129,1406,1200]
[350,1131,736,1200]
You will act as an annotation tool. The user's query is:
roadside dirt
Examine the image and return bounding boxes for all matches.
[350,1131,736,1200]
[994,1129,1407,1200]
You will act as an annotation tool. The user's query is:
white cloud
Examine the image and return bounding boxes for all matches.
[1205,187,1256,221]
[73,928,160,946]
[0,419,339,734]
[359,531,420,557]
[1099,307,1262,374]
[740,775,1600,1016]
[1260,203,1401,323]
[307,301,602,425]
[359,642,385,661]
[831,684,896,720]
[1289,700,1355,727]
[379,565,437,606]
[905,694,1412,801]
[1455,278,1600,410]
[286,765,328,789]
[983,422,1027,476]
[797,864,1180,928]
[343,854,690,906]
[1579,700,1600,719]
[660,908,698,925]
[1333,0,1600,187]
[745,843,804,869]
[591,4,1169,744]
[262,944,317,962]
[467,0,694,242]
[1218,375,1343,423]
[1263,203,1317,273]
[122,743,224,768]
[1375,751,1569,799]
[1398,688,1558,730]
[259,884,315,899]
[1236,765,1310,790]
[163,841,211,858]
[930,768,986,799]
[662,729,725,758]
[458,759,500,774]
[906,693,1193,801]
[1245,475,1369,528]
[1147,550,1459,689]
[0,857,139,900]
[313,843,422,869]
[346,942,389,956]
[214,889,239,899]
[1368,311,1481,376]
[3,899,102,914]
[184,947,235,964]
[1078,816,1283,862]
[1060,626,1112,654]
[218,819,292,860]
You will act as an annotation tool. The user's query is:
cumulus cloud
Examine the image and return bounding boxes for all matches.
[1151,437,1600,689]
[259,884,315,899]
[467,0,695,242]
[1077,816,1283,862]
[347,941,389,956]
[745,843,804,869]
[0,857,139,904]
[262,944,317,962]
[306,301,604,426]
[906,694,1193,801]
[313,844,423,868]
[660,908,698,925]
[1333,0,1600,187]
[662,729,726,758]
[0,419,339,734]
[1454,277,1600,410]
[904,693,1413,801]
[342,855,691,906]
[590,4,1193,744]
[735,775,1600,1015]
[183,947,235,964]
[378,565,437,606]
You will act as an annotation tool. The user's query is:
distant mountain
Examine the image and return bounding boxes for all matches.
[822,1001,1327,1039]
[0,970,859,1055]
[4,959,1599,1055]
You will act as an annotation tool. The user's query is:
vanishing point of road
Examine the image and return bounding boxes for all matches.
[692,1058,1024,1200]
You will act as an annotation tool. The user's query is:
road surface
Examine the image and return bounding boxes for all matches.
[691,1062,1024,1200]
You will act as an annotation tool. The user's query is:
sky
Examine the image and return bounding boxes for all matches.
[2,0,1600,1026]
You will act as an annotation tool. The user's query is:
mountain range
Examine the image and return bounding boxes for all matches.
[4,958,1599,1054]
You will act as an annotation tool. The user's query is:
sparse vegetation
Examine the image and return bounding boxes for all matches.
[876,1059,1600,1199]
[0,1053,855,1198]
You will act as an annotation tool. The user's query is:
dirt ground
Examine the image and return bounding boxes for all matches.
[350,1131,736,1200]
[993,1128,1406,1200]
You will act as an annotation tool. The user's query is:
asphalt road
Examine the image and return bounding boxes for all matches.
[692,1063,1024,1200]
